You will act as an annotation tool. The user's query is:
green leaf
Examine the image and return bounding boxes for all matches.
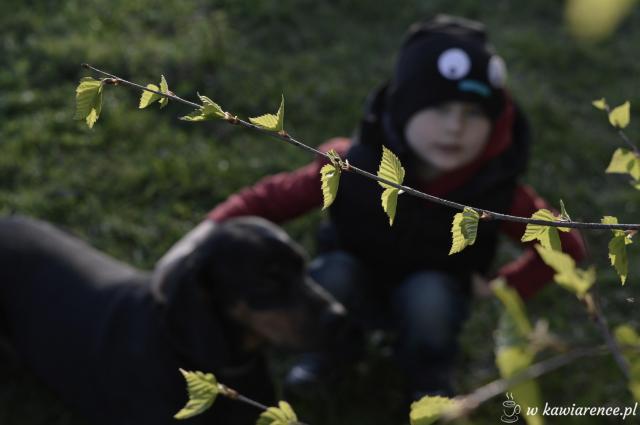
[492,278,532,337]
[559,199,571,222]
[377,146,405,190]
[609,101,631,129]
[496,345,535,378]
[495,348,543,425]
[521,209,567,251]
[557,200,572,232]
[197,94,225,116]
[494,291,531,358]
[493,288,543,425]
[609,235,630,285]
[616,324,640,347]
[602,215,625,236]
[377,146,405,226]
[159,74,169,108]
[605,148,640,181]
[534,244,595,298]
[256,401,299,425]
[249,94,285,132]
[381,188,399,226]
[180,93,226,121]
[139,84,161,109]
[449,207,480,255]
[74,77,104,128]
[566,0,635,42]
[326,149,342,167]
[320,163,341,210]
[139,75,170,109]
[592,98,608,110]
[174,369,219,420]
[602,216,633,285]
[614,325,640,402]
[409,395,459,425]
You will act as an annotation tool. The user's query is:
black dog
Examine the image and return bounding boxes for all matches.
[0,215,344,425]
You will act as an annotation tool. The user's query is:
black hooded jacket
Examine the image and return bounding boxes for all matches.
[326,85,530,285]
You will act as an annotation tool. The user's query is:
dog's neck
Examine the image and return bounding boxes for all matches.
[213,316,267,378]
[217,308,265,358]
[239,329,266,352]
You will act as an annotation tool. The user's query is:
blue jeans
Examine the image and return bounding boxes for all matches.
[308,250,471,397]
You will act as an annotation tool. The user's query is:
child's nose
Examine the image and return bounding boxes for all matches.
[443,108,465,134]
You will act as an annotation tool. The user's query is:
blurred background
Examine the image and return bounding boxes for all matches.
[1,0,640,424]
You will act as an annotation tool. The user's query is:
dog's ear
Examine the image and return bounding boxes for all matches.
[152,219,218,304]
[151,220,231,367]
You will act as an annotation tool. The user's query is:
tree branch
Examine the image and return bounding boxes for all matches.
[601,103,640,155]
[218,383,310,425]
[81,63,640,232]
[445,345,608,421]
[587,292,631,380]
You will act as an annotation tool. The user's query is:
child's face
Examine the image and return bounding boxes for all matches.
[404,101,492,172]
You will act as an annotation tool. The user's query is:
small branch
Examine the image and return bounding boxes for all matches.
[218,383,310,425]
[218,384,270,411]
[81,64,640,232]
[446,345,608,421]
[82,64,324,159]
[82,63,202,109]
[587,292,631,380]
[603,104,640,155]
[617,129,639,155]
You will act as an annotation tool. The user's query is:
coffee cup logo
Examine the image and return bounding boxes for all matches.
[501,392,521,423]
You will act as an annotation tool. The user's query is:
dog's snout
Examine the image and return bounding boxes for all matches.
[294,277,360,351]
[318,305,347,338]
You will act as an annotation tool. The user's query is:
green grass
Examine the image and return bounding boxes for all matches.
[1,0,640,424]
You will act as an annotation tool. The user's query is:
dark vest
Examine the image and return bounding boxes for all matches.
[326,86,530,285]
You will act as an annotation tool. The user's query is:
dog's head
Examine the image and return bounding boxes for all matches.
[152,217,346,360]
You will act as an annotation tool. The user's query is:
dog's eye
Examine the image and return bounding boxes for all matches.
[264,266,283,281]
[265,264,299,281]
[265,277,284,289]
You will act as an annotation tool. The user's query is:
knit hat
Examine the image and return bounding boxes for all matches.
[387,15,508,134]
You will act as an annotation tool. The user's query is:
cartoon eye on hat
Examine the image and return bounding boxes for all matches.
[487,55,507,88]
[437,48,471,80]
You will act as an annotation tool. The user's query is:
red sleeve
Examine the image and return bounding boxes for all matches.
[207,138,351,224]
[497,185,587,300]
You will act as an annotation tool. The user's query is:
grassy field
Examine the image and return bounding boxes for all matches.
[1,0,640,424]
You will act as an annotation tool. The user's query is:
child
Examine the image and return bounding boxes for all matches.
[206,15,586,401]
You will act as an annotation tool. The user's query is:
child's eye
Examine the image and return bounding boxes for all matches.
[437,48,471,80]
[463,106,487,118]
[434,104,453,114]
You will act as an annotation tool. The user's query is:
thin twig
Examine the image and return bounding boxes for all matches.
[617,129,639,155]
[81,64,640,232]
[445,345,609,421]
[602,103,640,155]
[218,384,270,411]
[82,63,201,109]
[218,384,310,425]
[588,292,631,380]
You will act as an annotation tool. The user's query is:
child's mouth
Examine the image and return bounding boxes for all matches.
[434,144,462,154]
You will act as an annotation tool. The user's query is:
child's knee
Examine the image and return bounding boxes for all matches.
[308,251,367,305]
[393,271,470,353]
